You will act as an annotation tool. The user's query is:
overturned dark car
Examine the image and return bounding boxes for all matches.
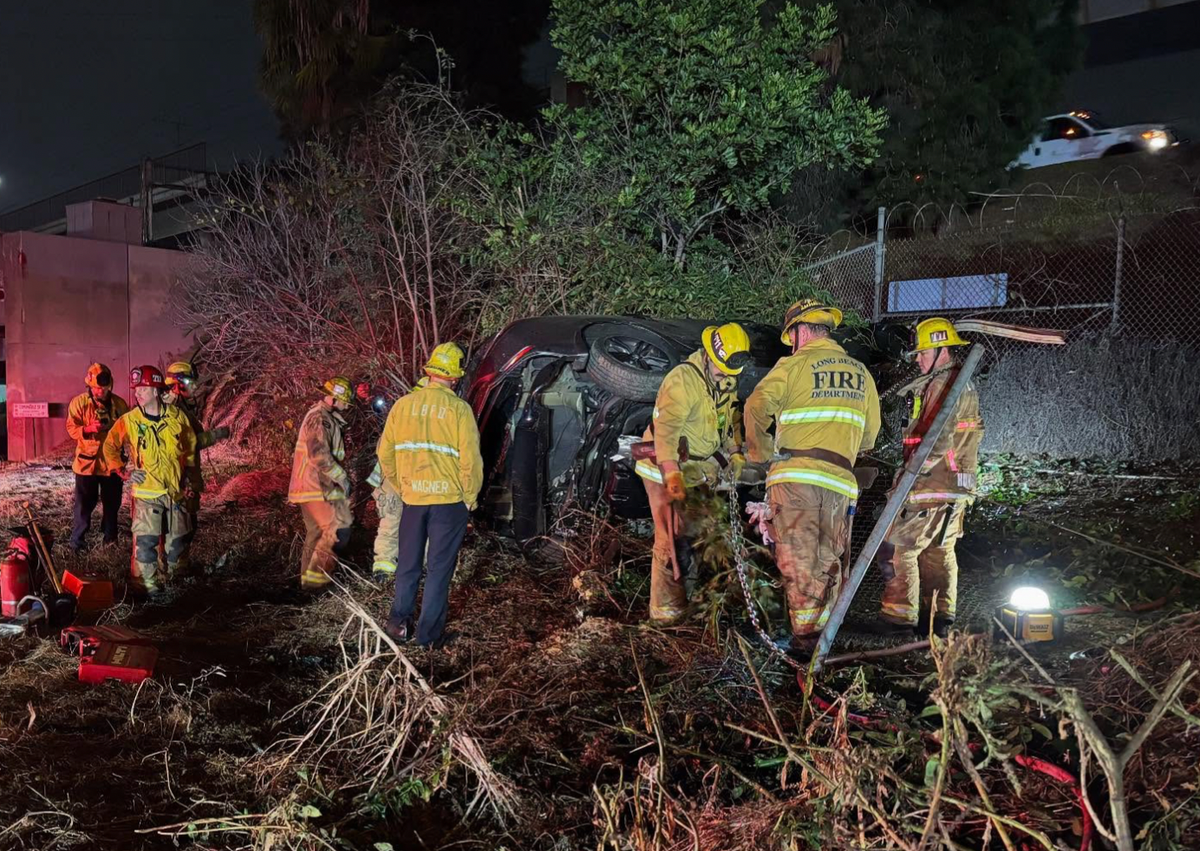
[462,316,901,542]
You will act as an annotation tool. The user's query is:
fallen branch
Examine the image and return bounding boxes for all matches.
[257,590,519,823]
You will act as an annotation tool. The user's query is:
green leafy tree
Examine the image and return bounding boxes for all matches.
[788,0,1081,224]
[546,0,887,266]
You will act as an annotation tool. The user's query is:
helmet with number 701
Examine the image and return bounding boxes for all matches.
[910,317,967,354]
[129,365,166,389]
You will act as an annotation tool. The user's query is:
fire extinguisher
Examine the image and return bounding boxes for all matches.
[2,537,34,617]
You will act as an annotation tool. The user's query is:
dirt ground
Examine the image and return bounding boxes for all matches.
[1,448,1198,850]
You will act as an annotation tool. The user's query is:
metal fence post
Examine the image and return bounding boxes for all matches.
[1110,215,1126,332]
[872,206,886,322]
[812,344,985,672]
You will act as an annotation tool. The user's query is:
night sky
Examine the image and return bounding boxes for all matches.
[0,2,282,214]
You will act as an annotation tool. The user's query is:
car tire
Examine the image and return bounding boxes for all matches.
[585,327,679,402]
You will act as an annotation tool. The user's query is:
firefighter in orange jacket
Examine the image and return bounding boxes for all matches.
[634,324,750,623]
[378,344,482,647]
[288,377,355,590]
[745,300,881,653]
[876,318,984,637]
[66,362,129,551]
[102,365,197,597]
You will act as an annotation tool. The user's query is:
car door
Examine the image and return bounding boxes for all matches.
[1036,117,1093,167]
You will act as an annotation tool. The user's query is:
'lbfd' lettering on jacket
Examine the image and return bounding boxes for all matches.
[409,401,450,420]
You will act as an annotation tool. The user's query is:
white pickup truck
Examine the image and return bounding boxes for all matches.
[1012,110,1179,169]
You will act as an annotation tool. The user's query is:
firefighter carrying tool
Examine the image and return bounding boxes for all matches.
[102,365,197,598]
[745,300,881,654]
[634,323,750,624]
[875,317,984,637]
[288,376,355,590]
[379,343,483,647]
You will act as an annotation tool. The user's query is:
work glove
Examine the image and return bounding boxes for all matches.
[681,458,720,488]
[83,422,102,437]
[728,452,746,484]
[664,469,687,503]
[212,426,231,442]
[129,469,148,484]
[745,501,774,546]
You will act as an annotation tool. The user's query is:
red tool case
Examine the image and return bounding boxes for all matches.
[61,626,157,685]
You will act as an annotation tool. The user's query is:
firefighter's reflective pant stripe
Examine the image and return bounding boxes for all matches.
[767,482,849,637]
[299,500,353,588]
[880,500,967,626]
[372,481,403,576]
[645,476,694,623]
[130,495,192,592]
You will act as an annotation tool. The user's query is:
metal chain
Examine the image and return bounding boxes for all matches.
[725,483,805,672]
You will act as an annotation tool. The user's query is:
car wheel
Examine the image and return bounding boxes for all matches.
[586,327,679,402]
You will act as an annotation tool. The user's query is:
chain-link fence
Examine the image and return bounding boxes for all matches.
[798,190,1200,627]
[801,196,1200,463]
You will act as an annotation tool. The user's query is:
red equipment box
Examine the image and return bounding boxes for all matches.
[77,641,158,685]
[61,571,114,614]
[60,625,151,656]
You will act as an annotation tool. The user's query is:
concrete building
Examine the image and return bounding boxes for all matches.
[0,200,192,461]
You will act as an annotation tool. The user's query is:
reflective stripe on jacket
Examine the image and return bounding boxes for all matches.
[901,369,984,504]
[745,337,881,500]
[288,401,348,504]
[634,350,739,482]
[377,382,483,508]
[66,392,129,476]
[102,405,195,501]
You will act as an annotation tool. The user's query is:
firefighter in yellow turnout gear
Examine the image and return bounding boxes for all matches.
[288,377,355,590]
[163,362,231,575]
[745,301,881,652]
[102,365,197,597]
[877,318,984,637]
[634,323,750,623]
[379,344,483,647]
[368,377,431,582]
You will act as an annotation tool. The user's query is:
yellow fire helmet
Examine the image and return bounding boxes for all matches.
[702,322,752,375]
[84,362,114,389]
[424,342,466,379]
[780,299,843,344]
[911,317,968,354]
[164,361,197,395]
[323,376,354,402]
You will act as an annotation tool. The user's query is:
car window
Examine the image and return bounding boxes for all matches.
[1043,117,1088,142]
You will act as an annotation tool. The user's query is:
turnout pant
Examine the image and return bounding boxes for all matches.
[880,501,966,626]
[130,495,192,592]
[388,502,469,647]
[372,481,403,577]
[767,482,850,637]
[644,477,696,623]
[71,473,124,549]
[298,500,353,589]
